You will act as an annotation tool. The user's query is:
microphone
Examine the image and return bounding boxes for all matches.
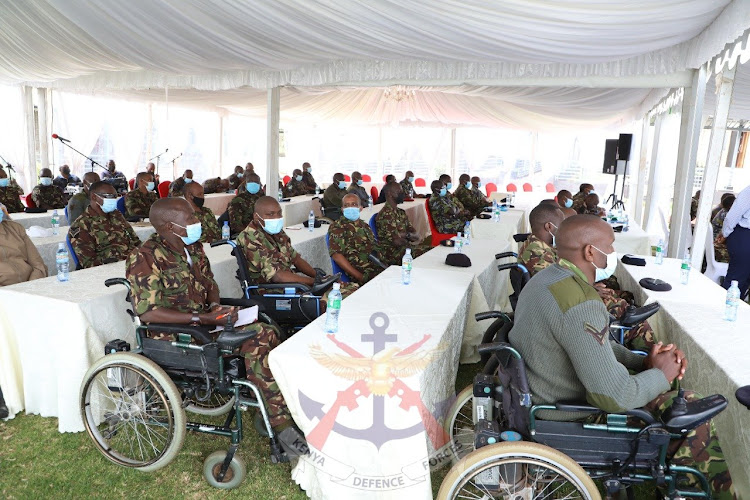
[52,133,71,143]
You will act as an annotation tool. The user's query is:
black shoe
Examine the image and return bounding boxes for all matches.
[0,402,8,419]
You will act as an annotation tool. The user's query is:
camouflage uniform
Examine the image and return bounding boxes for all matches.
[0,180,25,213]
[168,178,187,197]
[571,191,587,213]
[226,173,244,190]
[236,219,357,297]
[346,183,370,207]
[690,196,699,220]
[711,209,730,263]
[327,216,382,283]
[31,184,66,210]
[228,191,262,235]
[66,192,89,224]
[471,186,489,208]
[68,205,141,268]
[518,234,654,351]
[203,177,224,194]
[124,189,158,218]
[126,232,290,428]
[322,184,347,219]
[302,171,317,193]
[399,179,415,198]
[454,185,484,217]
[282,178,307,198]
[375,202,431,265]
[194,206,221,244]
[429,194,468,233]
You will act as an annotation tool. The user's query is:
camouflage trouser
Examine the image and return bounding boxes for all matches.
[646,390,735,499]
[597,286,656,352]
[324,282,359,300]
[238,322,290,429]
[715,243,730,263]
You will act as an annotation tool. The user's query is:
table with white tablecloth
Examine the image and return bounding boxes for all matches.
[281,195,317,227]
[610,219,653,256]
[11,210,70,230]
[269,266,473,500]
[203,192,235,215]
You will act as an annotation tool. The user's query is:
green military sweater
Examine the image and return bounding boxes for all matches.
[508,259,669,419]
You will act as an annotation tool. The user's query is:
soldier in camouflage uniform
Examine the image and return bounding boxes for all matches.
[0,168,25,213]
[711,196,734,263]
[470,176,490,207]
[327,194,383,284]
[322,173,348,220]
[229,172,263,234]
[168,169,193,197]
[582,193,606,217]
[184,181,221,244]
[399,170,416,199]
[376,182,432,265]
[126,198,292,430]
[346,171,370,207]
[69,181,141,268]
[66,172,100,224]
[454,173,485,217]
[237,196,357,298]
[203,176,228,194]
[31,168,66,209]
[282,168,308,198]
[428,179,471,233]
[226,165,245,190]
[301,162,317,194]
[571,183,593,214]
[124,172,157,218]
[690,190,701,220]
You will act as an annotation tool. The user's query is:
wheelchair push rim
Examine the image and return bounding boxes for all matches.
[438,441,599,500]
[80,353,186,472]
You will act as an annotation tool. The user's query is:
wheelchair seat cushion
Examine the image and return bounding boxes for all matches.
[217,328,257,349]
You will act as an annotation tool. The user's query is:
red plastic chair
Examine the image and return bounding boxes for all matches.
[545,183,555,193]
[128,178,135,190]
[415,178,426,187]
[343,174,351,182]
[25,193,36,208]
[485,182,497,197]
[425,199,456,246]
[370,186,379,201]
[362,174,372,182]
[158,181,171,198]
[522,183,532,192]
[283,175,291,185]
[506,183,517,192]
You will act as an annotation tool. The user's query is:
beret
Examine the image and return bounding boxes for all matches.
[446,253,472,267]
[621,254,646,266]
[639,277,672,291]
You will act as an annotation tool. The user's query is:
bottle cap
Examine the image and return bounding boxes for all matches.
[732,280,738,286]
[58,242,64,249]
[332,282,340,290]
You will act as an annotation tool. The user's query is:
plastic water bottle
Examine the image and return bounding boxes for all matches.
[680,251,691,285]
[324,283,342,333]
[463,221,471,245]
[51,210,59,235]
[277,190,283,202]
[221,221,230,240]
[623,213,630,232]
[56,242,69,282]
[724,280,740,322]
[308,210,315,232]
[401,248,413,285]
[654,240,664,265]
[368,195,374,207]
[493,201,500,222]
[455,232,464,254]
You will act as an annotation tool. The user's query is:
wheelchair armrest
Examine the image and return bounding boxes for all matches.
[475,311,506,322]
[256,282,312,294]
[477,341,521,359]
[105,277,130,289]
[145,323,214,345]
[620,302,660,328]
[495,251,518,260]
[556,401,657,425]
[219,298,266,312]
[210,239,236,248]
[662,394,728,434]
[513,233,530,243]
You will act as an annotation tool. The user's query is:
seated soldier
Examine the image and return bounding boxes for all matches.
[0,203,47,285]
[183,181,220,244]
[346,171,370,207]
[571,183,594,213]
[556,189,578,217]
[101,159,128,194]
[228,172,263,234]
[322,173,348,220]
[31,168,66,209]
[439,173,470,214]
[470,176,490,207]
[376,182,431,265]
[146,162,160,189]
[428,179,471,234]
[67,172,101,225]
[582,192,606,217]
[282,168,307,198]
[126,198,294,433]
[301,162,317,194]
[203,177,229,195]
[519,205,654,351]
[328,194,383,284]
[53,164,81,193]
[168,169,193,197]
[399,170,416,199]
[711,194,735,263]
[376,175,396,204]
[125,172,157,218]
[509,214,733,498]
[0,167,25,213]
[454,174,485,217]
[69,181,141,269]
[226,165,245,190]
[237,196,357,298]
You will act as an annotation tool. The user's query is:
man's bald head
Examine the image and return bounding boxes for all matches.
[40,168,52,178]
[254,195,280,216]
[431,180,444,193]
[584,193,600,209]
[183,181,203,199]
[439,174,451,185]
[342,193,360,207]
[150,197,193,232]
[382,181,402,200]
[555,215,615,284]
[333,172,344,184]
[459,173,470,184]
[89,181,115,200]
[529,204,564,233]
[83,172,100,185]
[539,199,558,207]
[292,168,302,177]
[579,183,593,194]
[246,172,261,184]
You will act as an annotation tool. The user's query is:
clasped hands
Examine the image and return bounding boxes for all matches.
[644,342,687,383]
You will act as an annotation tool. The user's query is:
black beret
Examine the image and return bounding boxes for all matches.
[639,278,672,291]
[446,253,471,267]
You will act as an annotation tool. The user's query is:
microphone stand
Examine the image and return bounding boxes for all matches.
[0,153,14,181]
[169,153,183,178]
[148,149,169,177]
[54,138,106,174]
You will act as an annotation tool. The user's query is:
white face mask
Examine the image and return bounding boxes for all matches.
[548,223,558,248]
[591,245,617,282]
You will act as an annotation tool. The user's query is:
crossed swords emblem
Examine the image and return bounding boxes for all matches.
[299,312,450,450]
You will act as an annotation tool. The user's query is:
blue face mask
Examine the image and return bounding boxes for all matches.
[99,196,119,213]
[439,187,447,197]
[408,176,415,183]
[446,182,452,190]
[0,178,8,188]
[246,182,261,194]
[295,175,303,182]
[173,222,202,245]
[465,182,472,189]
[564,198,573,208]
[0,210,3,222]
[343,207,360,221]
[478,182,482,188]
[260,216,284,235]
[40,177,53,186]
[237,172,243,178]
[357,179,363,186]
[146,181,155,191]
[184,178,193,184]
[337,181,346,189]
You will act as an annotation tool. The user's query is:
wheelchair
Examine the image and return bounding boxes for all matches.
[79,278,292,489]
[210,239,339,340]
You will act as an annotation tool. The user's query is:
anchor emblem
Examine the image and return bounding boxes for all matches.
[299,312,450,450]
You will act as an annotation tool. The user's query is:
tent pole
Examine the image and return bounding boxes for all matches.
[23,86,36,189]
[218,115,224,177]
[668,66,706,258]
[36,88,50,174]
[691,66,736,272]
[266,87,280,198]
[450,128,456,181]
[643,112,664,234]
[633,116,650,225]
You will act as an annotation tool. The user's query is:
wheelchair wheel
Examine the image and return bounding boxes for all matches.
[438,441,598,500]
[80,353,186,472]
[203,450,247,489]
[186,391,235,416]
[443,385,474,463]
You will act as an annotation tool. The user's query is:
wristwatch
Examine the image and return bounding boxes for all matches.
[190,313,201,325]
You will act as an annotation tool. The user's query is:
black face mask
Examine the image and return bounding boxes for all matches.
[193,196,205,208]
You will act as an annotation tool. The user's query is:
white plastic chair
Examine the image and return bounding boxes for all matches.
[658,207,669,252]
[704,226,728,284]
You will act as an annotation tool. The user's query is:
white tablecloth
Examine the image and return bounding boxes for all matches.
[11,210,70,230]
[611,220,653,256]
[269,266,473,500]
[203,192,235,215]
[282,195,317,227]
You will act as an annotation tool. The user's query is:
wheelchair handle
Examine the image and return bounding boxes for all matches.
[477,341,522,360]
[498,263,530,277]
[104,277,131,290]
[495,251,518,260]
[145,323,214,345]
[475,311,506,322]
[210,239,237,248]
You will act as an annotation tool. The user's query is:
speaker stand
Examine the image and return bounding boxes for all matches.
[607,160,629,211]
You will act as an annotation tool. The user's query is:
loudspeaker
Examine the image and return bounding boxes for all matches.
[617,133,633,161]
[602,139,618,175]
